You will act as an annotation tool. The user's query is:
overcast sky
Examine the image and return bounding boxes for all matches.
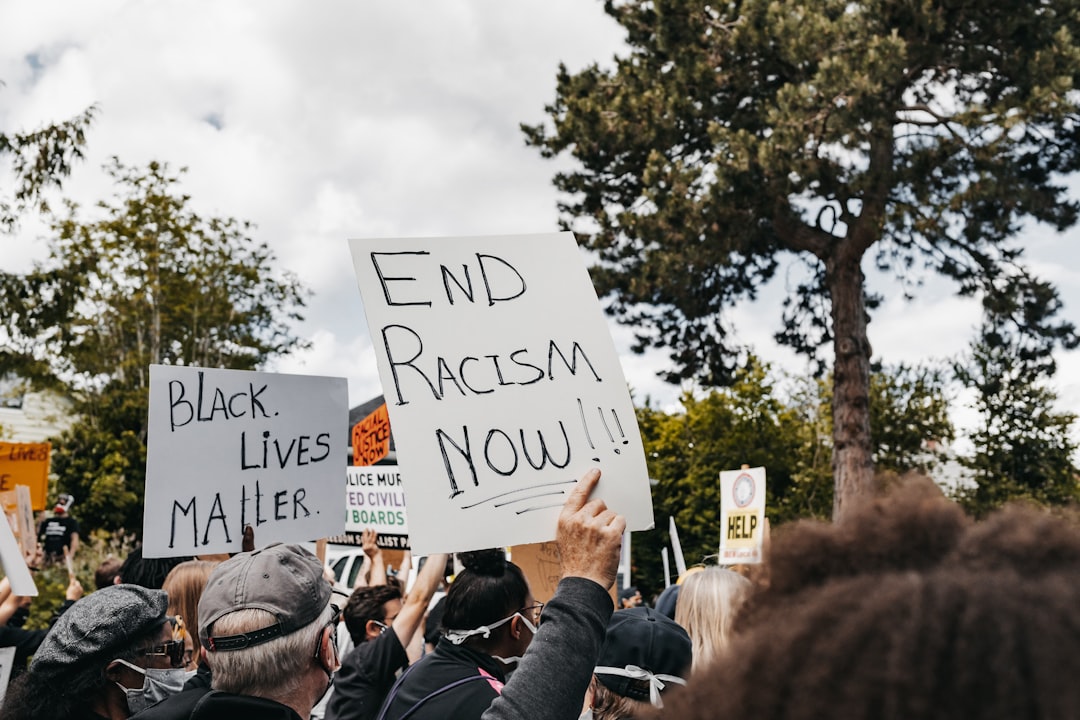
[3,0,1077,450]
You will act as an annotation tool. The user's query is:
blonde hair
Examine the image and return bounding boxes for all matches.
[163,560,217,646]
[208,603,334,698]
[674,566,751,671]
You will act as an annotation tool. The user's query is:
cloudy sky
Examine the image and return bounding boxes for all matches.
[3,0,1077,448]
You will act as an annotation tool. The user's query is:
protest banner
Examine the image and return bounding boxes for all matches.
[0,512,36,596]
[353,402,392,466]
[350,232,653,554]
[0,442,50,511]
[344,466,410,549]
[143,365,348,557]
[661,547,671,588]
[718,465,766,564]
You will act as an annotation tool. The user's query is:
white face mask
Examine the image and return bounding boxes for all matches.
[444,611,537,646]
[113,658,186,714]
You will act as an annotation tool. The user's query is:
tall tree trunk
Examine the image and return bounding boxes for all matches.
[828,255,876,520]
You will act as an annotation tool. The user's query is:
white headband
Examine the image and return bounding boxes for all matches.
[593,664,687,708]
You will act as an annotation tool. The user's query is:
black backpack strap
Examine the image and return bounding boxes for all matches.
[376,665,491,720]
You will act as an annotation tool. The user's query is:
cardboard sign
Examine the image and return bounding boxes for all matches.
[718,466,766,564]
[350,232,653,554]
[344,466,410,549]
[510,542,562,603]
[0,442,50,511]
[353,402,392,466]
[143,365,348,557]
[14,486,34,558]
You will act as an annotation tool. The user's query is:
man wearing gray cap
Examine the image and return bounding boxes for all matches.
[133,543,342,720]
[0,584,186,720]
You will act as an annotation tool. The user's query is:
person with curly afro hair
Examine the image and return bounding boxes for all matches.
[657,477,1080,720]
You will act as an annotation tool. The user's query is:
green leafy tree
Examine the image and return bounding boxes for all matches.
[955,316,1079,515]
[525,0,1080,518]
[635,359,952,593]
[0,93,95,232]
[1,159,309,532]
[636,358,803,593]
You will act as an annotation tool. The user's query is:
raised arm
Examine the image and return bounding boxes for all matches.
[482,468,625,720]
[391,551,448,648]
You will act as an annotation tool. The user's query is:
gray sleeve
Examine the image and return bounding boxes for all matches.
[482,577,614,720]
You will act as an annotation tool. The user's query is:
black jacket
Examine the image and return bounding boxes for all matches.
[133,690,301,720]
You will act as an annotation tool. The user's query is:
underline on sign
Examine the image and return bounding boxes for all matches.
[459,479,578,510]
[515,503,565,515]
[493,491,566,509]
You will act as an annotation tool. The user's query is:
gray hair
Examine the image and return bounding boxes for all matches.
[208,602,335,698]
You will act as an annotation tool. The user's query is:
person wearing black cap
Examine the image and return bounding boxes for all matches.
[582,607,691,719]
[132,543,342,720]
[0,584,186,720]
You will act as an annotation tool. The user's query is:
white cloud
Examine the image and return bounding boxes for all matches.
[2,0,1076,450]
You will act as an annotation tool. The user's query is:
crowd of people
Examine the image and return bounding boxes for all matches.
[0,470,1078,719]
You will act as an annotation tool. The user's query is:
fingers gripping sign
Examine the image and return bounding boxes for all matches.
[556,469,626,590]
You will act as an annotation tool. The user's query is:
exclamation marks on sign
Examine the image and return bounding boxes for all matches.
[578,398,630,461]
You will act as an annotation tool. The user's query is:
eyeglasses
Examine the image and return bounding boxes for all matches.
[143,639,186,668]
[518,602,545,627]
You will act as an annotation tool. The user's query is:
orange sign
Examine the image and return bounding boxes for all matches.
[352,403,391,466]
[0,443,50,511]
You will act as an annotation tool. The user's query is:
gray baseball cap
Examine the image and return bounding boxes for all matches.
[30,584,169,677]
[199,543,331,651]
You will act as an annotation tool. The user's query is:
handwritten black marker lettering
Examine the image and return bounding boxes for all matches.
[484,429,519,476]
[170,497,197,549]
[477,253,527,306]
[548,341,602,382]
[436,427,477,498]
[382,324,438,405]
[203,493,231,545]
[441,264,474,304]
[520,422,571,471]
[370,251,433,307]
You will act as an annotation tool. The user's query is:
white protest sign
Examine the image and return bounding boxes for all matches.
[344,466,410,549]
[0,513,36,596]
[718,466,766,564]
[0,646,15,705]
[669,515,688,577]
[144,365,348,557]
[350,232,653,554]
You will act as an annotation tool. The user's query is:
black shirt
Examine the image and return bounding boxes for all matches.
[38,515,79,557]
[326,629,409,720]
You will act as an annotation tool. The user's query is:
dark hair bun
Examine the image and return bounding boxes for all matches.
[458,549,507,576]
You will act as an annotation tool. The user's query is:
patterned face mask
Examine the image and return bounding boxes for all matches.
[113,658,186,714]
